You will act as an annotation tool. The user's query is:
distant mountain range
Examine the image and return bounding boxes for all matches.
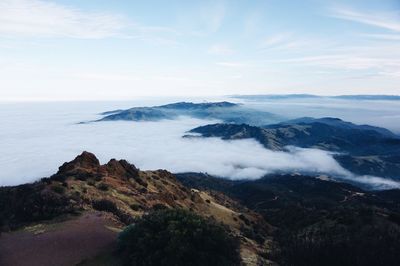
[96,101,284,126]
[188,117,400,180]
[94,101,400,184]
[231,94,400,101]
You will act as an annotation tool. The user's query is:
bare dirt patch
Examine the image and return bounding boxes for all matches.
[0,212,121,266]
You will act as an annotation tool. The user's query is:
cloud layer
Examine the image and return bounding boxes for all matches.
[1,101,398,190]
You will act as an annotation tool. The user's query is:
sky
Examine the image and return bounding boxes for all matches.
[0,0,399,101]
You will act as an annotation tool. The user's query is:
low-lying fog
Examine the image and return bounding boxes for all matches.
[1,98,399,189]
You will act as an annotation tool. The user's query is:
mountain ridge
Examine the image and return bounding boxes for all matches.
[95,101,284,126]
[0,151,271,265]
[188,118,400,180]
[176,172,400,266]
[231,94,400,101]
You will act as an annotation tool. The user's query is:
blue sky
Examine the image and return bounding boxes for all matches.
[0,0,399,101]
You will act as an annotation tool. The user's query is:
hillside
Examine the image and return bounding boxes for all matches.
[0,152,272,266]
[188,118,400,179]
[95,101,283,126]
[176,172,400,266]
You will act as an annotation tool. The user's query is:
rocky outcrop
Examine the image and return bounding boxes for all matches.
[52,152,141,182]
[52,151,102,181]
[104,159,139,180]
[0,152,271,265]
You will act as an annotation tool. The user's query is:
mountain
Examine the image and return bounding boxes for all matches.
[96,101,283,126]
[281,117,398,138]
[1,151,399,265]
[230,94,321,100]
[333,95,400,100]
[0,152,270,266]
[231,94,400,101]
[176,172,400,266]
[188,118,400,179]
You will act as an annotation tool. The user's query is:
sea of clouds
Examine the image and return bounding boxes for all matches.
[0,99,399,189]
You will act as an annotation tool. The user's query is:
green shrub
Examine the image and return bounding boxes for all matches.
[130,203,141,211]
[92,199,133,225]
[92,199,118,213]
[238,214,250,225]
[117,209,241,266]
[97,183,109,191]
[51,184,66,194]
[152,203,167,210]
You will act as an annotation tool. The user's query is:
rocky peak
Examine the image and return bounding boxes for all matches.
[104,159,139,179]
[52,151,100,180]
[1,152,271,265]
[62,151,100,170]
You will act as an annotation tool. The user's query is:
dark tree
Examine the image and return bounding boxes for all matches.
[117,209,241,266]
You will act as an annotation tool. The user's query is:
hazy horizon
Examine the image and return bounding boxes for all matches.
[1,93,400,103]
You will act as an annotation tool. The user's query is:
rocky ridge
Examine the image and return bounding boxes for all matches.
[0,152,272,265]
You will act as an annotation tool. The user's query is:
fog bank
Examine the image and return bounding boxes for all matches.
[0,101,398,189]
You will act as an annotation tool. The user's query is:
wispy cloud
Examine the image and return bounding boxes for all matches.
[204,1,226,33]
[208,44,235,55]
[260,33,292,48]
[330,7,400,32]
[71,72,141,82]
[273,54,400,71]
[183,1,226,36]
[133,25,181,36]
[0,0,126,38]
[216,61,249,68]
[0,0,183,46]
[259,33,328,52]
[362,33,400,41]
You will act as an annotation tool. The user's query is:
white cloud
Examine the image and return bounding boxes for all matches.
[259,33,329,53]
[133,25,181,36]
[208,44,235,55]
[181,1,226,35]
[0,0,179,43]
[71,72,141,82]
[216,61,249,68]
[275,54,400,71]
[260,33,292,48]
[362,33,400,41]
[1,103,399,190]
[330,7,400,32]
[0,0,126,38]
[203,1,226,33]
[268,37,400,78]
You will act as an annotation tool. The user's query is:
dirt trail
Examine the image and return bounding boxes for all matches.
[0,212,120,266]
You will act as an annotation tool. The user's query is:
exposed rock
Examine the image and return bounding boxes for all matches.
[104,159,139,179]
[52,151,101,181]
[0,152,271,265]
[60,151,100,171]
